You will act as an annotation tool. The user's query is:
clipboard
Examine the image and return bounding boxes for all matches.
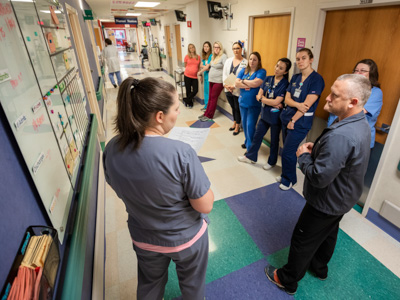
[224,73,237,86]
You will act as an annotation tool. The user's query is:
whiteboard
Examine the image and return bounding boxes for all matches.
[0,0,79,243]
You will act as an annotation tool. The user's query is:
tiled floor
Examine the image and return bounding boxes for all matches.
[103,52,400,299]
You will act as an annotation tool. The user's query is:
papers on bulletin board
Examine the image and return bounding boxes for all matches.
[168,127,210,153]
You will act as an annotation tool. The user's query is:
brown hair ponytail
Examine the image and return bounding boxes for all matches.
[114,77,176,151]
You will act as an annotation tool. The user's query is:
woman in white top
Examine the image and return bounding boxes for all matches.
[102,38,122,88]
[222,42,247,135]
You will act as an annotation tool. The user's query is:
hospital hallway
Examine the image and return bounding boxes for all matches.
[103,52,400,300]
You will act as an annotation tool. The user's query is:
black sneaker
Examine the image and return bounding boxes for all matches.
[113,84,117,88]
[265,264,297,295]
[309,269,328,281]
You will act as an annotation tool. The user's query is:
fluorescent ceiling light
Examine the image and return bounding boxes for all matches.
[10,0,35,2]
[135,2,160,8]
[126,13,142,16]
[40,10,61,14]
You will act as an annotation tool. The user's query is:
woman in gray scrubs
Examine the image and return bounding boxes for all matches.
[103,77,214,300]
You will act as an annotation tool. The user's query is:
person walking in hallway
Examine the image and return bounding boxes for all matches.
[102,38,122,88]
[265,74,372,295]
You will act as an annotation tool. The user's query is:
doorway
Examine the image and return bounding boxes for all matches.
[174,24,183,67]
[165,25,173,74]
[252,14,291,75]
[66,4,105,140]
[316,5,400,205]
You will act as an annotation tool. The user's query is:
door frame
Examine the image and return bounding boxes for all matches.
[310,2,400,218]
[248,8,295,62]
[65,4,105,141]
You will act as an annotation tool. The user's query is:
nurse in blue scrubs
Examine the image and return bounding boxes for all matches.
[278,48,325,190]
[235,52,267,150]
[327,59,382,149]
[237,58,291,169]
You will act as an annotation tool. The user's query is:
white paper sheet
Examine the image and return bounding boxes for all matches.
[168,127,210,153]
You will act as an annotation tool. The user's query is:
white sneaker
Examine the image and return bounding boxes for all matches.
[263,164,274,170]
[275,176,282,183]
[237,156,255,164]
[279,182,296,191]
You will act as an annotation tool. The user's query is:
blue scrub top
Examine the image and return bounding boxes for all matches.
[327,86,382,148]
[237,68,267,108]
[202,54,212,77]
[260,76,289,125]
[281,71,325,129]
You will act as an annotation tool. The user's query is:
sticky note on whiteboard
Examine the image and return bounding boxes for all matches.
[0,69,11,83]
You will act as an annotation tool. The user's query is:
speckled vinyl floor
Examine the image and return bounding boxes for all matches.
[104,52,400,300]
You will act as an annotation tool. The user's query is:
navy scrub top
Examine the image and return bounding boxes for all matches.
[260,76,289,125]
[281,71,325,129]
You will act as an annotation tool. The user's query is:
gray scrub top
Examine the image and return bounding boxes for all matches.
[103,135,211,247]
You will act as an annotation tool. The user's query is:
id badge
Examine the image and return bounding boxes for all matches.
[268,91,274,98]
[294,88,301,98]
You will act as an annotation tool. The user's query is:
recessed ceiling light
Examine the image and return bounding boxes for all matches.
[126,13,142,16]
[135,2,160,8]
[40,10,61,14]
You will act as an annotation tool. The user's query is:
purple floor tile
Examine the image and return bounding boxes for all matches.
[174,259,292,300]
[225,183,306,255]
[190,120,215,128]
[198,156,215,163]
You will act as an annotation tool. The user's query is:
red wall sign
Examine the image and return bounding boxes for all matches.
[187,21,192,28]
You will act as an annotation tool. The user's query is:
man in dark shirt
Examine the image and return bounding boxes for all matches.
[265,74,372,294]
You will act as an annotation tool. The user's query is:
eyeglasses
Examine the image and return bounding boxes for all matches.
[214,46,220,49]
[232,48,241,50]
[353,69,369,74]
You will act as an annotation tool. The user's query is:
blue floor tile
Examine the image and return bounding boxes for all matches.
[225,183,306,256]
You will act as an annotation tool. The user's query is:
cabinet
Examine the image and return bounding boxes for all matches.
[148,47,161,71]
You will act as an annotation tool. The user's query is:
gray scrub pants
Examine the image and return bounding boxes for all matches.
[132,229,209,300]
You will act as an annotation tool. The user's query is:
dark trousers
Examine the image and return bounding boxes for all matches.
[204,82,224,119]
[184,76,199,106]
[281,124,309,186]
[225,92,241,124]
[277,203,343,292]
[246,118,281,165]
[132,229,209,300]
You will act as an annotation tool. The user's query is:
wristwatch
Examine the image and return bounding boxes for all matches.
[290,118,295,124]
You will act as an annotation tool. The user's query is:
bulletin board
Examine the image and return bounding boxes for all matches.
[0,0,89,243]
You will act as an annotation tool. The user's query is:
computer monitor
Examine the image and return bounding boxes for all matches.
[207,1,223,19]
[175,10,186,22]
[150,18,156,26]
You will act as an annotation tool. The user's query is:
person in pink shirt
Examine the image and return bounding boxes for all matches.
[183,44,201,108]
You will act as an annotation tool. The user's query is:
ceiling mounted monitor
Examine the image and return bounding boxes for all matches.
[207,1,223,19]
[175,10,186,22]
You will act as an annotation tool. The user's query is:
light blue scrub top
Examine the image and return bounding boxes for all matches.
[327,86,383,148]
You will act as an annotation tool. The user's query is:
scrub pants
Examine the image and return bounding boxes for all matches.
[276,203,343,293]
[184,76,199,107]
[225,92,241,125]
[132,229,209,300]
[280,124,309,187]
[240,105,261,150]
[109,71,122,86]
[204,82,224,119]
[246,118,281,165]
[203,72,210,109]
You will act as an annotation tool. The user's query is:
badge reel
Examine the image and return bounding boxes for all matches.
[294,88,301,98]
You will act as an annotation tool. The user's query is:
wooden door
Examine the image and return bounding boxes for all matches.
[252,14,291,75]
[94,27,103,51]
[85,21,101,74]
[316,5,400,145]
[165,26,172,58]
[175,24,182,65]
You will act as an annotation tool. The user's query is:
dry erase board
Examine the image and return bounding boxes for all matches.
[0,0,89,243]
